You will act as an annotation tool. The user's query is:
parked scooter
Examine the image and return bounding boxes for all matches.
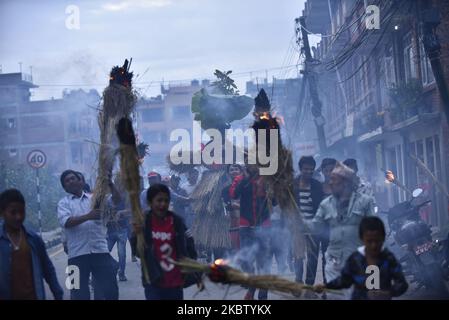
[381,188,449,297]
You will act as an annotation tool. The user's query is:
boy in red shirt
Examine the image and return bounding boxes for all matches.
[135,184,198,300]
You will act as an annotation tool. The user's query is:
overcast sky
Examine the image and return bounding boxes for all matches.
[0,0,319,100]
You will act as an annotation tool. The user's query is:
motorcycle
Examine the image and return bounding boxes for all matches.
[381,188,449,297]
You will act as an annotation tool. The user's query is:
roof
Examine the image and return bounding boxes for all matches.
[0,72,38,88]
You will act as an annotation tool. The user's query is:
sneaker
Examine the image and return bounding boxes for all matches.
[119,275,127,282]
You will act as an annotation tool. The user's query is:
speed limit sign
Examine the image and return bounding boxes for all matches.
[27,150,47,169]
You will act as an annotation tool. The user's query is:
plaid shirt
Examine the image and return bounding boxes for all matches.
[326,247,408,299]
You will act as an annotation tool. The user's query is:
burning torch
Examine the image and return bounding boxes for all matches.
[382,168,412,195]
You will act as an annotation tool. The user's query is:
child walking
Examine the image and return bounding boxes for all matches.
[135,184,199,300]
[313,216,408,300]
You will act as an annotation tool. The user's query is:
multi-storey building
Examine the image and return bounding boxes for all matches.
[0,72,100,183]
[136,80,210,173]
[303,0,449,231]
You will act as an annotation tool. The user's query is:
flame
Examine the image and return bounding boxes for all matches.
[214,259,227,266]
[259,112,270,120]
[385,170,395,183]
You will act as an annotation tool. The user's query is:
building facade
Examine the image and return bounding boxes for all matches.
[303,0,449,232]
[136,80,210,174]
[0,72,100,183]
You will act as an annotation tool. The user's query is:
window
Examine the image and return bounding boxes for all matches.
[8,149,17,157]
[395,144,405,202]
[403,33,417,82]
[145,132,166,144]
[69,113,78,133]
[419,40,435,85]
[172,105,191,120]
[141,108,164,122]
[384,46,396,86]
[7,118,16,129]
[410,135,443,226]
[70,142,83,164]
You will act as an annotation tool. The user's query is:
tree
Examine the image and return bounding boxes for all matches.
[211,70,239,95]
[0,162,64,232]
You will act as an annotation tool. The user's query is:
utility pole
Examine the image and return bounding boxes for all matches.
[296,16,327,152]
[420,4,449,125]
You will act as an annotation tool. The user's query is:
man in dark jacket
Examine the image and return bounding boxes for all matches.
[229,164,272,300]
[0,189,63,300]
[293,156,325,288]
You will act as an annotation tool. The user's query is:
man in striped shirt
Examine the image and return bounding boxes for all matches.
[293,156,324,289]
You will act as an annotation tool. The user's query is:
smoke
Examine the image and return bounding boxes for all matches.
[32,50,108,100]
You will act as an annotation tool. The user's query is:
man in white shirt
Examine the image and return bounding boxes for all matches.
[139,171,162,212]
[57,170,118,300]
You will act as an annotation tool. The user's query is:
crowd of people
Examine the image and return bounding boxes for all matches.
[0,155,412,301]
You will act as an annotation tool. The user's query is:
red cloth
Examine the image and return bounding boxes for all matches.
[229,216,240,249]
[229,175,244,199]
[230,174,271,227]
[151,215,184,288]
[418,182,432,223]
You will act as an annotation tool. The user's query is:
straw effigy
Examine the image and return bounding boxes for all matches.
[116,117,150,284]
[251,89,307,260]
[190,168,231,250]
[90,60,137,217]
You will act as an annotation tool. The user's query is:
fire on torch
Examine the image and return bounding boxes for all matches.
[382,168,412,195]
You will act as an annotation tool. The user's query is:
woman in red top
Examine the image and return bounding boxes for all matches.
[222,164,243,253]
[138,184,198,300]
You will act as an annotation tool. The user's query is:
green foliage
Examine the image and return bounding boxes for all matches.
[137,141,150,159]
[191,89,253,131]
[211,70,239,95]
[191,69,253,131]
[0,163,64,232]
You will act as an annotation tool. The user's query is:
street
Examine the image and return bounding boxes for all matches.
[45,242,439,300]
[46,242,305,300]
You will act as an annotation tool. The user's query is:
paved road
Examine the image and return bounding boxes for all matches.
[46,242,322,300]
[45,243,444,300]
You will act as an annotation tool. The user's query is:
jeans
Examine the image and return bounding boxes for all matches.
[238,227,270,300]
[68,253,119,300]
[295,234,328,285]
[144,285,183,300]
[305,234,320,285]
[107,230,127,277]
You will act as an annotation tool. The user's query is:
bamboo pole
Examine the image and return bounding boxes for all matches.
[174,258,342,296]
[408,154,449,199]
